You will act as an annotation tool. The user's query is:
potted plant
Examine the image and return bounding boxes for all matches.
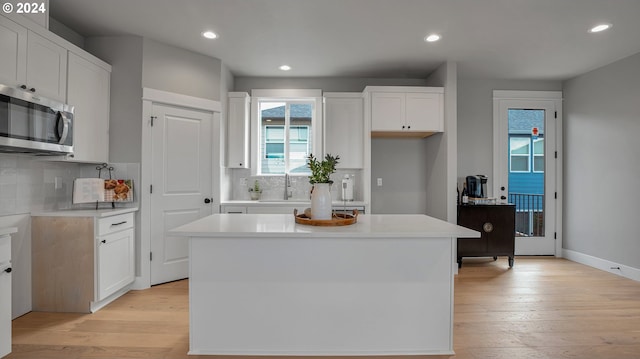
[307,153,339,219]
[248,180,262,200]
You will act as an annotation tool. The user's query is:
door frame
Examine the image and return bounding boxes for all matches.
[492,90,563,257]
[134,88,221,289]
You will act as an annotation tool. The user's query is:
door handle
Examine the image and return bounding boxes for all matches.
[204,198,212,204]
[501,195,507,200]
[3,267,11,274]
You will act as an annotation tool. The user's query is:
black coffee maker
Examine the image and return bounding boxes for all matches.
[466,175,488,198]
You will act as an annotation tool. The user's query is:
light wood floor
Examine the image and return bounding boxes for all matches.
[8,257,640,359]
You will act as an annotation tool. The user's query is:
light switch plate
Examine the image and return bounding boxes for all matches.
[377,178,383,186]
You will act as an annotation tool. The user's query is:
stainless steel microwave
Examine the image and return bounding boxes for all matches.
[0,84,74,154]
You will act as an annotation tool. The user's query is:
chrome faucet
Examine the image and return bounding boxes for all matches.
[284,173,292,200]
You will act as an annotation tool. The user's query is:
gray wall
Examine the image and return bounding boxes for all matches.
[142,38,222,101]
[370,138,430,214]
[457,78,562,194]
[563,52,640,269]
[425,62,457,221]
[85,36,144,163]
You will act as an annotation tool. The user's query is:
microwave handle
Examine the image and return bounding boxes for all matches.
[57,112,70,144]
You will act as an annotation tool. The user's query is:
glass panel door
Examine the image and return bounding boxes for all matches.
[493,92,561,256]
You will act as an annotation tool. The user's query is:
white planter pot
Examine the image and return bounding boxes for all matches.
[311,183,333,220]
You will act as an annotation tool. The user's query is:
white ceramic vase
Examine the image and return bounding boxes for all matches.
[311,183,333,220]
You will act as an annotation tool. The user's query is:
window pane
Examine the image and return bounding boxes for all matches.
[266,126,284,141]
[533,138,544,155]
[261,103,286,174]
[511,156,529,172]
[265,143,284,158]
[288,104,312,174]
[534,156,544,172]
[510,137,530,155]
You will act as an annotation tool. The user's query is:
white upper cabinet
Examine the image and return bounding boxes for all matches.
[226,92,250,168]
[366,86,444,137]
[323,93,364,169]
[26,30,67,102]
[67,52,111,163]
[0,16,66,102]
[0,15,27,87]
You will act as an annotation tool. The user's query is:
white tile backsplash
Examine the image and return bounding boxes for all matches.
[0,153,140,215]
[228,168,364,202]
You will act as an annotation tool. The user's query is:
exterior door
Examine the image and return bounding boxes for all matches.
[493,91,562,256]
[150,103,214,285]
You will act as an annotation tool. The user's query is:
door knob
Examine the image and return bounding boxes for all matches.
[501,186,505,191]
[4,267,11,274]
[204,198,212,204]
[501,195,507,200]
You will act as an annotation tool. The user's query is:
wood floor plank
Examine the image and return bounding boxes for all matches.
[8,257,640,358]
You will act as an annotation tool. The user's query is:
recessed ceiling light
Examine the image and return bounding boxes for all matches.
[279,65,291,71]
[424,34,441,42]
[202,31,218,39]
[589,23,611,33]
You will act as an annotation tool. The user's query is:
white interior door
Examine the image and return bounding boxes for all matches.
[150,103,214,285]
[493,91,562,256]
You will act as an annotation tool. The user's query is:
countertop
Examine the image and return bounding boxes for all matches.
[31,207,139,218]
[171,213,480,239]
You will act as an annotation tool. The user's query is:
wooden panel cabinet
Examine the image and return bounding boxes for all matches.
[66,52,111,163]
[32,211,135,313]
[323,92,364,169]
[226,92,250,168]
[366,86,444,137]
[457,204,515,268]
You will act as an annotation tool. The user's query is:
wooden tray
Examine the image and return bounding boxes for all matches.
[294,208,358,226]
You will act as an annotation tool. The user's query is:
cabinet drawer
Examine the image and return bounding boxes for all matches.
[97,213,134,236]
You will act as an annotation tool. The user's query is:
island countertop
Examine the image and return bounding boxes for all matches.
[170,213,480,239]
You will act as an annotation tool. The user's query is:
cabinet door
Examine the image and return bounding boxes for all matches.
[0,262,9,358]
[405,92,443,132]
[0,16,27,88]
[97,228,134,301]
[26,30,67,102]
[0,235,10,358]
[486,206,515,254]
[457,207,488,254]
[371,92,404,131]
[226,92,250,168]
[324,94,364,168]
[67,52,110,163]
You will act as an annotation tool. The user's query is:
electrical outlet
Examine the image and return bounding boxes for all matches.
[377,178,383,187]
[239,177,248,186]
[54,177,62,190]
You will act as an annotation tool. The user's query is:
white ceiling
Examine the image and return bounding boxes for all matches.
[49,0,640,80]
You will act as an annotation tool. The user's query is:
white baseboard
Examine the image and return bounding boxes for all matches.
[563,249,640,282]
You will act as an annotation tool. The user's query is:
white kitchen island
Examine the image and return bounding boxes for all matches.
[171,213,479,356]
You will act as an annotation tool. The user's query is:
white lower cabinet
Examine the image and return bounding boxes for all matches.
[97,228,134,301]
[32,210,136,313]
[0,230,15,359]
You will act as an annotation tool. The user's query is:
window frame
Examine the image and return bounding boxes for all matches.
[250,89,323,176]
[533,137,545,173]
